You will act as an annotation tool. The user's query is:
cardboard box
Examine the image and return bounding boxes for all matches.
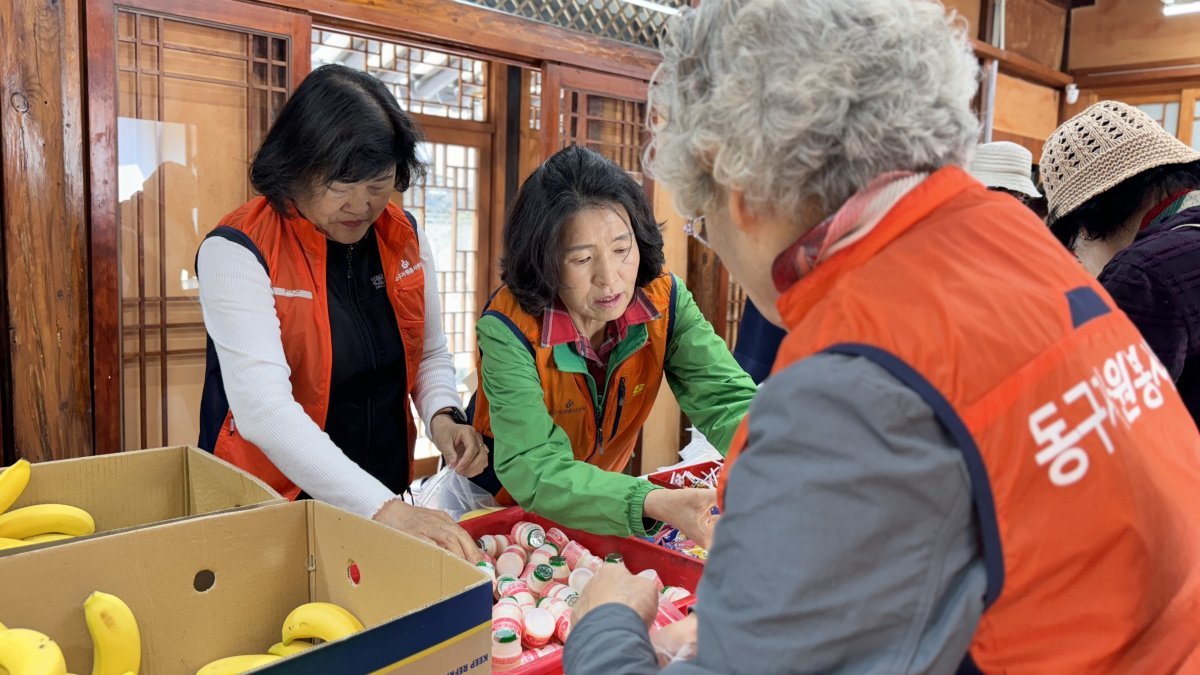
[0,500,493,674]
[1,445,282,555]
[461,507,704,675]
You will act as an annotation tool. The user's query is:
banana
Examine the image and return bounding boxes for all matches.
[21,534,73,544]
[0,460,30,515]
[0,627,68,675]
[0,505,94,540]
[265,640,312,657]
[280,602,363,645]
[195,654,280,675]
[84,591,140,675]
[0,538,31,551]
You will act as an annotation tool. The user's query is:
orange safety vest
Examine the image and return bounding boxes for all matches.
[199,197,425,500]
[719,167,1200,672]
[472,274,677,503]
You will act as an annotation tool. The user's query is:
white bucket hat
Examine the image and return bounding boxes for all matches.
[968,141,1042,199]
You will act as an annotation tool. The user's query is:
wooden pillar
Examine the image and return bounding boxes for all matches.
[0,0,93,462]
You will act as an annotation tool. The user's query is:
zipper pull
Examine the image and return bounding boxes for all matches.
[345,244,354,279]
[610,378,626,442]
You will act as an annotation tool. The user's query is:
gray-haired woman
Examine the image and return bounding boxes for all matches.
[564,1,1200,673]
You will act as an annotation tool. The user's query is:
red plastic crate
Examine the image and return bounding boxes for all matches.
[646,460,723,489]
[461,507,703,675]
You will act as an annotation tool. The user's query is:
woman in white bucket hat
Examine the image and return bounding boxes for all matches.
[968,141,1042,200]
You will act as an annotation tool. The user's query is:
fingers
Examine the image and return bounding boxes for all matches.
[420,507,482,563]
[453,437,487,478]
[627,573,661,627]
[438,521,483,563]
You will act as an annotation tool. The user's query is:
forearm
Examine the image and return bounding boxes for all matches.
[493,423,659,537]
[664,278,756,454]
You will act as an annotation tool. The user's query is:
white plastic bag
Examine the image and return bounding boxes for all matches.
[412,466,499,520]
[651,607,697,666]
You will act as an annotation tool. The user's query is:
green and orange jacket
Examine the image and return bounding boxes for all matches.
[474,273,755,536]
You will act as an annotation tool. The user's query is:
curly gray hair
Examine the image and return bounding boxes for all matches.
[647,0,981,219]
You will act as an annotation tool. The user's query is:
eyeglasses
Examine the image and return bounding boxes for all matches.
[684,215,708,247]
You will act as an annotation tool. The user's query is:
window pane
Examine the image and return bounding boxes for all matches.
[399,142,481,459]
[117,8,285,449]
[1137,103,1165,121]
[1164,102,1180,136]
[311,28,488,122]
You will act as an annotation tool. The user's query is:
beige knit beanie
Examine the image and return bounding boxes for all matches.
[1040,101,1200,224]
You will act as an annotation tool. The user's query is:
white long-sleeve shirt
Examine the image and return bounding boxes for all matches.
[197,225,461,517]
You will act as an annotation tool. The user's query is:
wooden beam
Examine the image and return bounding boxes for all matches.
[85,0,121,454]
[541,64,563,161]
[1,0,94,461]
[251,0,661,81]
[973,38,1073,88]
[1073,58,1200,89]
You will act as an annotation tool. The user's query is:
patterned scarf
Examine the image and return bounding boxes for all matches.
[773,171,929,291]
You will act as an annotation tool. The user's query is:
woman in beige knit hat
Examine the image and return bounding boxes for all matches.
[1042,100,1200,426]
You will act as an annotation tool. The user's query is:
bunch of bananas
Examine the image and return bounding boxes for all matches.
[0,591,140,675]
[0,621,68,675]
[194,602,363,675]
[0,460,96,551]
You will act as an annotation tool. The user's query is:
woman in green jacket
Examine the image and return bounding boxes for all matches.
[470,146,756,544]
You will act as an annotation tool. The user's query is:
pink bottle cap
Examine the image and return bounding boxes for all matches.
[496,550,526,578]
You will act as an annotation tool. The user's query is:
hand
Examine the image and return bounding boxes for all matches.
[643,487,718,549]
[373,498,483,563]
[573,562,659,627]
[651,614,698,667]
[428,412,489,478]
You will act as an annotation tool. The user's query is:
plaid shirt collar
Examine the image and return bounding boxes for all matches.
[541,288,660,364]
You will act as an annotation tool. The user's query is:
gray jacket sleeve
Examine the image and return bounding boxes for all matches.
[564,353,987,675]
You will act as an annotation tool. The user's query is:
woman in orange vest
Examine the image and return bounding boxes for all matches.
[197,64,483,561]
[470,145,757,543]
[566,1,1200,673]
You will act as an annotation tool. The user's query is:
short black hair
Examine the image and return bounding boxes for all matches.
[250,64,426,216]
[1049,160,1200,249]
[501,145,665,316]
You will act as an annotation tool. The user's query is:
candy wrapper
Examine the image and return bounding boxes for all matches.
[644,525,708,560]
